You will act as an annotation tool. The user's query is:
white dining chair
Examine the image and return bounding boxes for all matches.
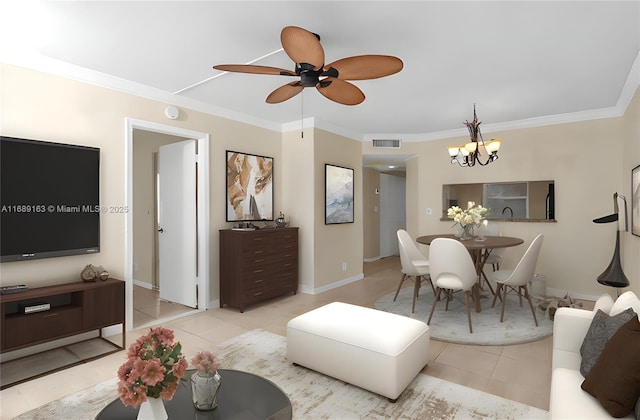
[427,238,478,333]
[490,234,544,326]
[395,229,433,313]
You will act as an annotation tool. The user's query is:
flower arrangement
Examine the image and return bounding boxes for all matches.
[447,201,489,228]
[117,326,188,408]
[191,351,221,376]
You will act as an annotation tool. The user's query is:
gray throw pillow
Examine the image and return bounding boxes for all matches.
[580,307,636,377]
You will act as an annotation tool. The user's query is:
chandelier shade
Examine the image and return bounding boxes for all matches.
[448,105,501,167]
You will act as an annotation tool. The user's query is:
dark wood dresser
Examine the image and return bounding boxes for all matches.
[220,227,298,312]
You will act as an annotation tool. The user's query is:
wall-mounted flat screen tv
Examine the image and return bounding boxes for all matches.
[0,136,100,262]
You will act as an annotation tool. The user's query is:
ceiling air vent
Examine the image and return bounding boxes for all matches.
[372,139,401,149]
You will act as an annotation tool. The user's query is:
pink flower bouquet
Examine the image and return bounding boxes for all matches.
[117,326,188,407]
[191,351,221,375]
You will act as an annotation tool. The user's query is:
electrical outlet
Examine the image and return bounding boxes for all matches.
[133,262,139,272]
[426,208,432,215]
[342,262,347,271]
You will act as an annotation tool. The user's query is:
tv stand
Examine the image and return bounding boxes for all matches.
[0,278,125,388]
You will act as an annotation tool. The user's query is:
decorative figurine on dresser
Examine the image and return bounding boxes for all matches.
[219,227,298,312]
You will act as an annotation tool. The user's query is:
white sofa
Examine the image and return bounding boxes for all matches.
[550,291,640,419]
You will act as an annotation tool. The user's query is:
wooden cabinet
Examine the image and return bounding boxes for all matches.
[220,228,298,312]
[1,278,125,353]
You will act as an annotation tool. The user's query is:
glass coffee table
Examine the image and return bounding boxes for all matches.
[96,369,292,419]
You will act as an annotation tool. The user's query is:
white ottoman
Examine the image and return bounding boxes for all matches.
[286,302,430,401]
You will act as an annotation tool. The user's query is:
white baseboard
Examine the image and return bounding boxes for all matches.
[364,256,381,263]
[298,273,365,295]
[133,279,153,289]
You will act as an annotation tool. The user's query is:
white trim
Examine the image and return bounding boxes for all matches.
[133,279,153,290]
[298,273,365,295]
[124,118,210,332]
[4,50,638,142]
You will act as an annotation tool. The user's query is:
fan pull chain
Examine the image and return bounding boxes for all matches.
[301,90,304,139]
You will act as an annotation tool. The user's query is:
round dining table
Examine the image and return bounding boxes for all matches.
[416,234,524,312]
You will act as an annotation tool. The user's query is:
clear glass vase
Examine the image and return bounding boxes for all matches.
[459,224,474,240]
[191,371,222,411]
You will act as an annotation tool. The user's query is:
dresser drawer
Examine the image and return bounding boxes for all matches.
[219,227,298,312]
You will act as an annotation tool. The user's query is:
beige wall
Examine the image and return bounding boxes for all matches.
[622,86,640,289]
[362,168,381,260]
[312,129,364,291]
[0,64,283,306]
[1,63,637,303]
[363,87,640,298]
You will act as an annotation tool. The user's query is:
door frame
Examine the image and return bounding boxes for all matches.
[124,118,210,331]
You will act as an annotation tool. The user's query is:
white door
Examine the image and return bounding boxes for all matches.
[158,140,197,308]
[380,173,407,257]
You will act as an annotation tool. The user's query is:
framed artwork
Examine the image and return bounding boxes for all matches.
[226,150,273,222]
[325,164,354,224]
[633,164,640,237]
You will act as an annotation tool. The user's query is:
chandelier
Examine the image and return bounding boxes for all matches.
[448,105,501,167]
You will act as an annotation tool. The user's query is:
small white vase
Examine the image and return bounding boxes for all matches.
[137,397,167,420]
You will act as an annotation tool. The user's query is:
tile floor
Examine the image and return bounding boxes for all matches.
[0,257,560,419]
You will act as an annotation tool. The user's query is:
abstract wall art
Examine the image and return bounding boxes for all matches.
[325,164,354,224]
[226,151,273,222]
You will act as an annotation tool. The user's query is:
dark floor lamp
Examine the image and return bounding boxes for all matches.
[593,192,630,290]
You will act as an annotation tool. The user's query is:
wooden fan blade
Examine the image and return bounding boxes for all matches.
[266,82,304,104]
[281,26,324,70]
[316,78,365,105]
[213,64,296,76]
[325,55,403,80]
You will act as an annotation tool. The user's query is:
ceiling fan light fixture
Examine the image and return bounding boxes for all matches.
[212,26,403,106]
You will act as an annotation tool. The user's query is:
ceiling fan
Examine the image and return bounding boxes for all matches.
[213,26,403,106]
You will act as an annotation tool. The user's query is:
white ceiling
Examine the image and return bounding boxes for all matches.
[1,1,639,151]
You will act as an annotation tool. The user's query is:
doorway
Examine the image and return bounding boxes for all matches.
[125,119,210,331]
[379,173,406,258]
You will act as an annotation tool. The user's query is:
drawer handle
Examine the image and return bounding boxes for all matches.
[254,259,265,263]
[254,269,263,273]
[254,238,265,241]
[253,291,263,296]
[253,250,264,254]
[254,279,264,284]
[283,263,292,267]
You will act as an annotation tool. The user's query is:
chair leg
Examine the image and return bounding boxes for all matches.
[518,286,523,307]
[412,276,421,313]
[393,274,407,301]
[428,275,436,295]
[428,288,442,325]
[464,290,473,333]
[491,283,502,308]
[524,285,539,327]
[500,284,508,323]
[445,290,450,311]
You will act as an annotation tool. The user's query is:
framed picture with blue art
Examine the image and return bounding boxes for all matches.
[633,164,640,237]
[325,164,354,224]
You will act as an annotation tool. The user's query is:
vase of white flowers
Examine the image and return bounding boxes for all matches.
[447,201,489,240]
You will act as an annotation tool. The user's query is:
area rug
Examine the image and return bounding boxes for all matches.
[14,329,548,420]
[375,286,554,345]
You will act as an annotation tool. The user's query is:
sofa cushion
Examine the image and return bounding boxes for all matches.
[580,308,636,377]
[610,291,640,317]
[593,293,615,314]
[581,316,640,418]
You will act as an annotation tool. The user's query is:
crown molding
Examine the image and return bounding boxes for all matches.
[3,49,638,143]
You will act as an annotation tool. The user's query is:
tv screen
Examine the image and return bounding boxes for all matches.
[0,136,100,262]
